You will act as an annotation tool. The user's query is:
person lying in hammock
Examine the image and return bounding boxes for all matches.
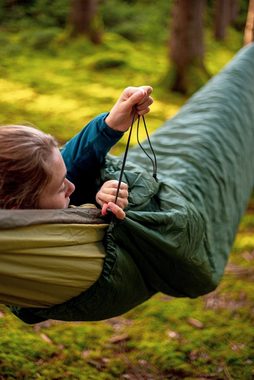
[2,45,253,323]
[0,86,153,217]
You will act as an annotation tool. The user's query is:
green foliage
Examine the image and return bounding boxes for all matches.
[21,27,62,50]
[233,0,250,31]
[28,0,70,27]
[0,0,171,44]
[100,0,171,43]
[0,0,70,28]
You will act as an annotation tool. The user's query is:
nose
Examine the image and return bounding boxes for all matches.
[66,179,75,197]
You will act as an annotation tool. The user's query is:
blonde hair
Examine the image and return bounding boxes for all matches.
[0,125,58,209]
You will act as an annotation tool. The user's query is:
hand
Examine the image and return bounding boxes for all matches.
[96,180,128,220]
[105,86,153,132]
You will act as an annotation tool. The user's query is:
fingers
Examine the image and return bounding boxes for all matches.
[124,86,153,110]
[105,85,153,132]
[123,86,153,99]
[96,181,128,209]
[100,180,128,192]
[135,96,153,115]
[97,192,128,209]
[97,180,128,220]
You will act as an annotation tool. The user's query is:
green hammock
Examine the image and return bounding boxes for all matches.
[0,207,107,307]
[3,43,254,324]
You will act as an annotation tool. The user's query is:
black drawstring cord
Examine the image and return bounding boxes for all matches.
[114,112,136,204]
[114,113,158,205]
[137,115,158,181]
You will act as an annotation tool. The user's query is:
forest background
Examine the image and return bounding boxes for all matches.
[0,0,254,379]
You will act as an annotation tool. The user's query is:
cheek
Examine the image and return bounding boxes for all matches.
[41,193,69,209]
[59,193,70,208]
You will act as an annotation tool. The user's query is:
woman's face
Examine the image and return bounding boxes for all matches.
[38,147,75,209]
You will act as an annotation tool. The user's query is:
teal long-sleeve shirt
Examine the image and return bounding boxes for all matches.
[61,113,123,206]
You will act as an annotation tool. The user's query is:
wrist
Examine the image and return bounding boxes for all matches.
[102,113,123,139]
[105,113,119,131]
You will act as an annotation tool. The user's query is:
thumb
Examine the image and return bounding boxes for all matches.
[101,203,109,216]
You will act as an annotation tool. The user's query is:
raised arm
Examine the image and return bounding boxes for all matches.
[61,86,153,206]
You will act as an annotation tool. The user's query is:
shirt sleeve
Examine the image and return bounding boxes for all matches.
[61,112,123,205]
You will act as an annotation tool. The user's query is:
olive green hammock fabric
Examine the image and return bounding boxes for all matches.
[4,43,254,324]
[0,207,108,308]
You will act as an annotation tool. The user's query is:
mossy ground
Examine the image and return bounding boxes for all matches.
[0,26,253,379]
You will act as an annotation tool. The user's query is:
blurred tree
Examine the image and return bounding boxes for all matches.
[214,0,232,40]
[214,0,241,41]
[69,0,102,44]
[169,0,209,94]
[244,0,254,44]
[229,0,240,24]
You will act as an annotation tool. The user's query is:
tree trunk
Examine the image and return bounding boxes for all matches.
[169,0,207,94]
[214,0,231,40]
[69,0,102,44]
[229,0,239,24]
[244,0,254,45]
